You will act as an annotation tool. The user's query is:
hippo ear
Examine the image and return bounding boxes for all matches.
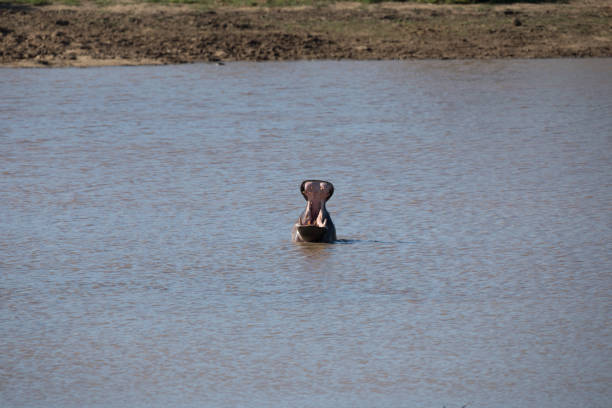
[300,180,308,201]
[327,182,334,201]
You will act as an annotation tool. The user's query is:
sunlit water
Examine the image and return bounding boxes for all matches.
[1,59,611,408]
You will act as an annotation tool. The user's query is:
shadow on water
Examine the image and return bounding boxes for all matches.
[292,238,414,246]
[334,238,414,245]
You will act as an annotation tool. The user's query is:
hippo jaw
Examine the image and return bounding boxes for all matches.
[292,180,336,243]
[295,224,328,242]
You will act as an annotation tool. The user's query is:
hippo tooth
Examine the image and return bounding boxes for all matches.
[315,207,325,226]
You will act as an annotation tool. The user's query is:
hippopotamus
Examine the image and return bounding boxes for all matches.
[291,180,336,243]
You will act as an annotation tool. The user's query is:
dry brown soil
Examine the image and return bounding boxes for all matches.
[1,1,611,67]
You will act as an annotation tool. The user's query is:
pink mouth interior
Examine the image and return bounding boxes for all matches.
[300,181,332,226]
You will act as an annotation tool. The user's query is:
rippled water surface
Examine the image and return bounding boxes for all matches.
[1,60,611,408]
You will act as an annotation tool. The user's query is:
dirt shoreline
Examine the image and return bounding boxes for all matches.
[1,1,611,67]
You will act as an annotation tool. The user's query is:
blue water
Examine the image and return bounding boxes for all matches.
[1,59,611,408]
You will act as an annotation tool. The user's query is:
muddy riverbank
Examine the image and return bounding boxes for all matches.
[1,1,611,67]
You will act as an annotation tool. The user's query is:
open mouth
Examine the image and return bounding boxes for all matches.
[298,180,334,228]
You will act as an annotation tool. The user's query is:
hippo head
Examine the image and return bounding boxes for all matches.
[292,180,336,243]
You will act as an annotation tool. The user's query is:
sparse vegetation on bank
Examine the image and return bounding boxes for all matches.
[1,0,610,67]
[2,0,572,6]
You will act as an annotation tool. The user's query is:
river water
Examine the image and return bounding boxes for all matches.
[1,59,611,408]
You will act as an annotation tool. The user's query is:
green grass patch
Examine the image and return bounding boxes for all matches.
[162,0,570,4]
[1,0,81,5]
[1,0,51,5]
[142,0,336,6]
[359,0,568,3]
